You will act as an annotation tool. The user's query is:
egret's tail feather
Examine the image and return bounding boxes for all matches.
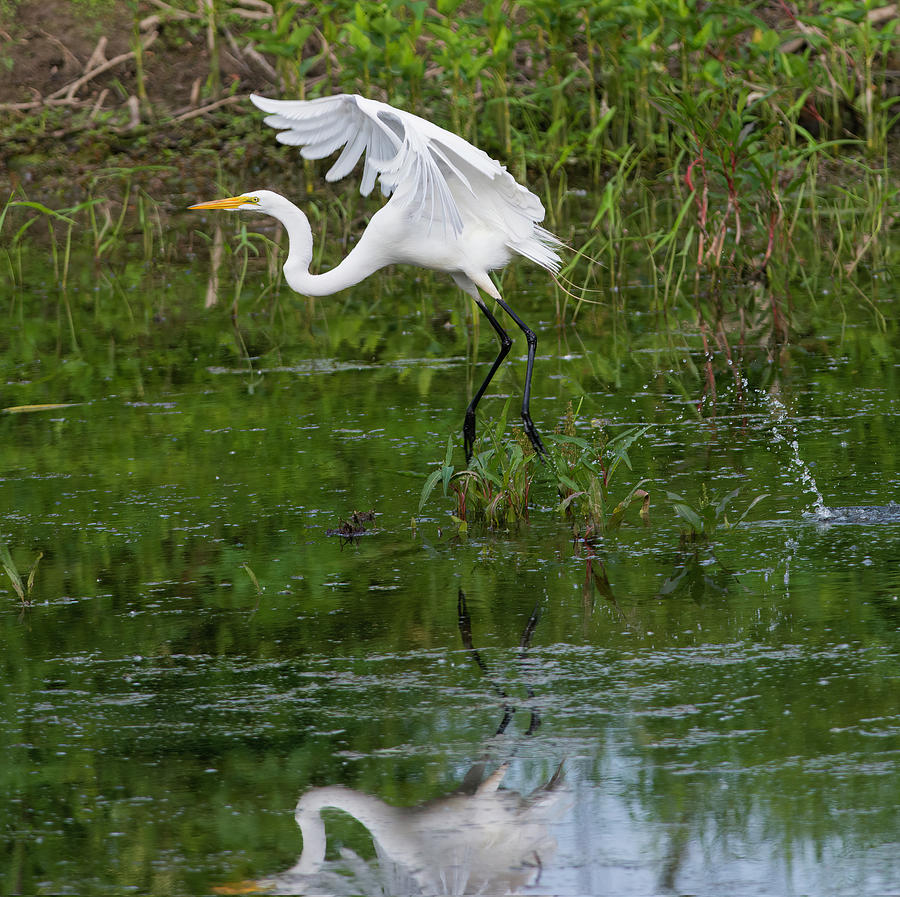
[551,273,608,305]
[547,236,609,294]
[554,270,607,295]
[510,225,564,275]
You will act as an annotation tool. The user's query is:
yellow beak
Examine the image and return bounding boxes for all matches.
[188,195,252,211]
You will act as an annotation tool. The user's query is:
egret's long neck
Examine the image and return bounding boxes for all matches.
[288,785,411,876]
[271,195,383,297]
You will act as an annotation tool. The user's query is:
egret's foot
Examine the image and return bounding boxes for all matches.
[463,409,477,465]
[522,413,547,459]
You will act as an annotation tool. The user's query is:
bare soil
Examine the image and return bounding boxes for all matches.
[0,0,279,203]
[0,0,278,108]
[2,1,898,206]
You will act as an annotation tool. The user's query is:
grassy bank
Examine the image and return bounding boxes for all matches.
[1,0,898,336]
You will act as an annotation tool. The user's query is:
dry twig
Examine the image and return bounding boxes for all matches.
[171,93,244,121]
[46,30,159,102]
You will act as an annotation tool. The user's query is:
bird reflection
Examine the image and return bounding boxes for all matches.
[258,762,565,896]
[456,588,542,738]
[252,589,565,896]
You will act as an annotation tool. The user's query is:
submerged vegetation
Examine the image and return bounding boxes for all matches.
[415,400,771,543]
[417,400,654,533]
[550,401,651,536]
[419,406,539,531]
[0,541,42,606]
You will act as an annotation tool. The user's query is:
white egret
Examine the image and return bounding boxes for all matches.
[189,93,563,461]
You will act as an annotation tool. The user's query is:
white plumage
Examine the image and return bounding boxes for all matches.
[251,93,560,265]
[189,93,563,460]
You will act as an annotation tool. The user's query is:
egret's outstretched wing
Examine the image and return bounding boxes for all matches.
[249,93,546,240]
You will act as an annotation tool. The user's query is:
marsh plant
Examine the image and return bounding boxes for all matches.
[1,168,169,273]
[667,484,768,543]
[3,1,897,338]
[0,542,42,606]
[418,401,653,535]
[550,403,651,536]
[419,403,539,531]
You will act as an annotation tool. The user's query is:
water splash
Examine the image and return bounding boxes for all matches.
[767,395,829,518]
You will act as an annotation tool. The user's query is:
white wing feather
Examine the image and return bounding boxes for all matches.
[249,93,552,249]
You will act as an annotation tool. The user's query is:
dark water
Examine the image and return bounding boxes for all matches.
[1,250,899,895]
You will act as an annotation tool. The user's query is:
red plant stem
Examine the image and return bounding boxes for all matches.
[762,206,777,268]
[697,320,717,413]
[775,0,799,25]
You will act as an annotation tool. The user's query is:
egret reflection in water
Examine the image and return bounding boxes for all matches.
[257,762,566,896]
[251,589,566,896]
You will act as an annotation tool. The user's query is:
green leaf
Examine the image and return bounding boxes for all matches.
[715,487,741,517]
[0,543,25,602]
[737,493,769,523]
[558,491,585,514]
[492,24,510,57]
[672,503,704,531]
[546,434,593,451]
[418,468,444,512]
[441,460,455,496]
[556,473,581,493]
[9,200,77,225]
[443,434,455,468]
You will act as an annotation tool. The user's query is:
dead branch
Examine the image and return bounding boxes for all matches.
[205,222,224,308]
[236,0,274,12]
[142,0,202,25]
[89,88,109,121]
[84,36,108,74]
[125,94,141,130]
[39,28,81,69]
[171,93,245,122]
[45,30,158,102]
[779,4,898,55]
[868,4,897,26]
[239,41,278,80]
[222,25,255,76]
[0,96,85,111]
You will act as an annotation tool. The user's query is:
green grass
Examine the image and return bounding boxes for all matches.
[1,2,896,363]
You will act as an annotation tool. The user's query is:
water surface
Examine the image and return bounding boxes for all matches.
[1,248,899,894]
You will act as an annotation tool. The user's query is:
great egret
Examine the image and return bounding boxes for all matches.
[189,93,563,461]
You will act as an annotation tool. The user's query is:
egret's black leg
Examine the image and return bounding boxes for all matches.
[493,297,546,457]
[464,297,512,463]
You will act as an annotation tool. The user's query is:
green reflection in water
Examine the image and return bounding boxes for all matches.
[1,246,899,894]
